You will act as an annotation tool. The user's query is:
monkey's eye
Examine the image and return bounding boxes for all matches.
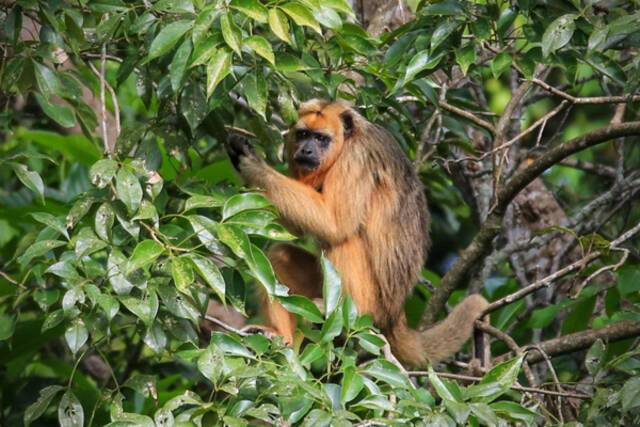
[316,134,331,146]
[296,130,310,140]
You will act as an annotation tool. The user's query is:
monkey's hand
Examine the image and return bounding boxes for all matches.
[226,134,269,186]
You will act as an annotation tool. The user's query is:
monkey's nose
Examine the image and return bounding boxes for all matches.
[302,147,313,155]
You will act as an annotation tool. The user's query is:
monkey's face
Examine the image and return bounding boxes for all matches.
[291,128,332,170]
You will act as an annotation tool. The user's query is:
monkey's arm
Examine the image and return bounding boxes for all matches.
[240,157,366,244]
[227,137,371,244]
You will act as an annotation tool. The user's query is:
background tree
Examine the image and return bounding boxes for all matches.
[1,0,639,425]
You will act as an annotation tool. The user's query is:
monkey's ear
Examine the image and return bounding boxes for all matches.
[340,110,354,140]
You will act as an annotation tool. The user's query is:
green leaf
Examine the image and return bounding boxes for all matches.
[115,168,143,214]
[617,266,640,296]
[324,0,352,14]
[404,50,439,83]
[184,194,225,211]
[220,13,241,55]
[189,254,226,302]
[144,321,167,353]
[198,345,224,384]
[34,93,76,128]
[280,3,321,34]
[222,193,271,219]
[192,6,220,45]
[206,49,232,97]
[356,332,385,355]
[33,61,62,99]
[170,37,193,92]
[58,391,84,427]
[320,307,343,342]
[469,402,499,426]
[31,212,69,239]
[321,255,341,316]
[67,197,96,229]
[65,319,88,355]
[341,366,364,404]
[120,291,159,325]
[302,409,331,427]
[24,385,65,426]
[541,14,577,58]
[89,159,118,189]
[363,360,408,388]
[490,52,512,79]
[127,240,164,273]
[0,313,16,341]
[268,9,292,44]
[313,6,341,30]
[278,295,324,323]
[429,368,459,401]
[181,82,208,132]
[95,202,115,241]
[11,162,45,204]
[216,223,251,258]
[248,243,278,295]
[46,260,81,281]
[455,44,475,76]
[75,226,107,258]
[431,19,460,50]
[17,240,66,266]
[231,0,268,23]
[242,72,267,119]
[491,401,538,424]
[171,256,194,294]
[244,36,275,65]
[473,353,524,402]
[147,19,193,61]
[188,215,226,254]
[211,331,255,358]
[108,248,134,295]
[621,377,640,411]
[299,343,324,365]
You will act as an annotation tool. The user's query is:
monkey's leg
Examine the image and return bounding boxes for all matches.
[262,243,323,344]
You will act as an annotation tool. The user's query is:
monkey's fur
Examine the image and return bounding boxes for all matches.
[227,99,488,367]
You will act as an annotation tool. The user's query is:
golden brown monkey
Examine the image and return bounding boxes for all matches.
[226,99,488,367]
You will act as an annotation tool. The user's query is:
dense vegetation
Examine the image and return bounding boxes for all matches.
[1,0,639,425]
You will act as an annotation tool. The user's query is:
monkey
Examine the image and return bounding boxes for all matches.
[226,99,488,367]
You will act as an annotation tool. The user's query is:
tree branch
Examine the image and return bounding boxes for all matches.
[422,121,640,327]
[495,321,640,364]
[531,78,640,104]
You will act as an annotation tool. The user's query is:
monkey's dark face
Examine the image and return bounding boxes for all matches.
[291,128,332,170]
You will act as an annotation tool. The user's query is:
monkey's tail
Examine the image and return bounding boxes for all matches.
[386,294,489,368]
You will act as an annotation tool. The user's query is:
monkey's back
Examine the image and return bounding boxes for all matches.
[356,121,430,330]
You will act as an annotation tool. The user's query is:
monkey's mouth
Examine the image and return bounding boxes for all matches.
[293,156,320,170]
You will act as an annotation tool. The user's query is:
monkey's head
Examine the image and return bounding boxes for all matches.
[288,100,355,178]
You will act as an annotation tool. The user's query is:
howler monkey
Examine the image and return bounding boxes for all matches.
[227,99,488,367]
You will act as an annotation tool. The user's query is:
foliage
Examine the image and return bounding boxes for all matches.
[1,0,639,425]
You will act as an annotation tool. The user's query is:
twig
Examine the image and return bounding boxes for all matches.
[407,371,590,399]
[204,314,250,336]
[0,270,18,285]
[558,159,617,179]
[98,42,110,154]
[397,95,496,135]
[531,78,640,104]
[483,251,601,315]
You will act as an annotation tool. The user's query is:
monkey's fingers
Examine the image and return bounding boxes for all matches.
[226,135,255,170]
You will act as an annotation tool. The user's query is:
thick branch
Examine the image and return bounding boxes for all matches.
[422,121,640,327]
[495,321,640,364]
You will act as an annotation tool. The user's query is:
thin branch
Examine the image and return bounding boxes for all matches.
[98,43,111,154]
[204,314,250,336]
[397,95,496,135]
[407,371,591,399]
[559,159,617,179]
[531,78,640,104]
